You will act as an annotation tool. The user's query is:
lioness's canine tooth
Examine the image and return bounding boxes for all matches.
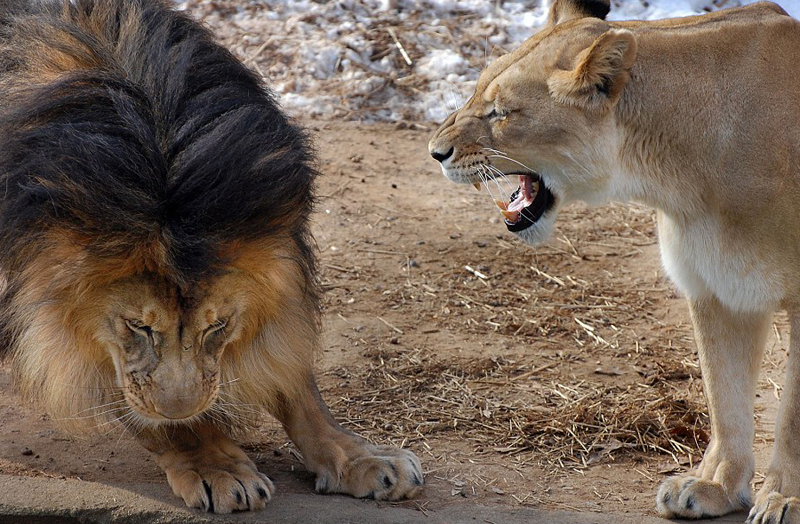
[501,209,519,221]
[494,200,508,210]
[473,182,481,191]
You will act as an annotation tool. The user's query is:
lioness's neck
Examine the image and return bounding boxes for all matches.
[610,11,800,223]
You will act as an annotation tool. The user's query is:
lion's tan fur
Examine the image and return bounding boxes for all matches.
[1,0,423,513]
[8,231,316,437]
[429,1,800,520]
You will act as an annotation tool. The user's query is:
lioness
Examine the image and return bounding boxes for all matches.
[0,0,422,513]
[429,0,800,522]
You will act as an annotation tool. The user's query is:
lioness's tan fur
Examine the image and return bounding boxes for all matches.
[429,1,800,521]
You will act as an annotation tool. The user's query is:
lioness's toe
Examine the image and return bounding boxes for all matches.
[748,493,800,524]
[657,475,748,519]
[319,446,423,500]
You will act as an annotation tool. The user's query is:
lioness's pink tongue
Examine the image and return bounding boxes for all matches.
[521,175,533,201]
[496,175,539,223]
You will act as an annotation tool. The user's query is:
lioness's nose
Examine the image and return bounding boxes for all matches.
[430,147,454,163]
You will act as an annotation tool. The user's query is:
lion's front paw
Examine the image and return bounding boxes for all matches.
[157,438,274,513]
[657,475,750,519]
[316,445,423,501]
[166,459,274,513]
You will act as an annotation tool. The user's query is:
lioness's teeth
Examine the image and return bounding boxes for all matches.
[494,199,508,210]
[501,209,519,222]
[473,182,481,191]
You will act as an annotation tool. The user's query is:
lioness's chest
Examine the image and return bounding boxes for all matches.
[657,213,787,312]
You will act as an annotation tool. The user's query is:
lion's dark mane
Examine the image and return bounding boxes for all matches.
[0,0,317,287]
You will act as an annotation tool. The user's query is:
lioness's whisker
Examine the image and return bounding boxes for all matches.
[477,166,503,203]
[563,151,595,179]
[483,164,517,193]
[487,153,537,174]
[481,146,507,156]
[482,165,513,201]
[482,164,540,223]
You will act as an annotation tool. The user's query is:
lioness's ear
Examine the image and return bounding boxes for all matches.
[547,29,636,112]
[548,0,610,25]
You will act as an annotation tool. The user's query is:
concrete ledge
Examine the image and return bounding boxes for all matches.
[0,474,748,524]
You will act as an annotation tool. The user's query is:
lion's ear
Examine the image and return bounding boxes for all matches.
[547,29,636,112]
[548,0,610,25]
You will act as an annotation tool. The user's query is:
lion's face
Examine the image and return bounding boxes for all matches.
[428,17,636,245]
[95,273,247,423]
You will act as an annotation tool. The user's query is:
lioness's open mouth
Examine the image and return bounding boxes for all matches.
[494,173,555,232]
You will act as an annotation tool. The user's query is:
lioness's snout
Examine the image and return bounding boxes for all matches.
[430,146,453,163]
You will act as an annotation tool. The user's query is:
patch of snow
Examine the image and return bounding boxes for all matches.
[176,0,800,122]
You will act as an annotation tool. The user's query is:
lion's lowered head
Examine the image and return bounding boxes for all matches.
[0,0,318,434]
[428,0,636,245]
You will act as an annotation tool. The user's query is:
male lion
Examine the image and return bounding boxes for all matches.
[429,0,800,522]
[0,0,422,513]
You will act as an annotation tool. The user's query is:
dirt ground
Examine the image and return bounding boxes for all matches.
[0,122,790,519]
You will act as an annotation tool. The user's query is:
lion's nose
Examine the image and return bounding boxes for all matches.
[430,147,454,163]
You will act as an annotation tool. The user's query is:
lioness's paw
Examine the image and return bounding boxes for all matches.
[165,456,274,513]
[656,475,750,519]
[317,445,423,500]
[747,493,800,524]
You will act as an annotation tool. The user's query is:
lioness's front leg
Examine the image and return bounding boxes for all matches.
[274,374,424,500]
[138,424,275,513]
[657,295,770,519]
[748,313,800,524]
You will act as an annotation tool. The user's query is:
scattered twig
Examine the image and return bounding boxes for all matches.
[377,316,404,334]
[387,27,413,66]
[464,265,488,280]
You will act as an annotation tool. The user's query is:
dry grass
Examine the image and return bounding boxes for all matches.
[318,203,710,474]
[326,346,708,473]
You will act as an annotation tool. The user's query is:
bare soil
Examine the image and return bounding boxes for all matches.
[0,122,788,519]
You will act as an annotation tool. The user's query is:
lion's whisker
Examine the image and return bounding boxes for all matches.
[58,404,128,422]
[204,406,231,428]
[218,377,241,388]
[114,412,145,446]
[71,398,127,416]
[55,382,121,391]
[214,398,264,416]
[96,409,137,438]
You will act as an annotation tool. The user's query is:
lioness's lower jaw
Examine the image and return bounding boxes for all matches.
[510,208,559,247]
